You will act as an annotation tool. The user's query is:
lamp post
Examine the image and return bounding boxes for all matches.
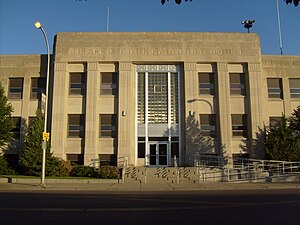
[34,21,50,186]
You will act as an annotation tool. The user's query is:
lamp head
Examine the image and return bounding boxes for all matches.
[34,21,42,29]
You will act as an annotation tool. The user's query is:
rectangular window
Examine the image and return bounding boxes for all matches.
[68,114,85,138]
[101,72,117,95]
[67,154,84,165]
[138,142,146,158]
[11,117,21,139]
[230,73,246,96]
[200,114,216,137]
[232,114,248,137]
[31,78,46,99]
[99,154,117,166]
[69,73,86,95]
[267,78,283,99]
[269,117,281,127]
[199,73,215,95]
[99,114,117,138]
[289,78,300,99]
[9,78,23,99]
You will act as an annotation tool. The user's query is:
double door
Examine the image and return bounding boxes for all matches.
[149,142,168,166]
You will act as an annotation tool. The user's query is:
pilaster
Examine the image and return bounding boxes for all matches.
[118,62,136,165]
[84,62,99,164]
[51,62,68,159]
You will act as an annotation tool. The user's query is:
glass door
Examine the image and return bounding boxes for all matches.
[149,143,168,166]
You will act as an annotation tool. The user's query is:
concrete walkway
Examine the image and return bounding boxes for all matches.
[1,179,300,192]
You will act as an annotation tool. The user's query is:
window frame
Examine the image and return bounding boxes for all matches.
[267,78,283,99]
[289,78,300,99]
[69,72,86,96]
[68,114,85,138]
[231,114,248,138]
[100,72,118,95]
[199,114,217,137]
[229,73,246,96]
[8,78,23,99]
[198,73,215,95]
[99,114,117,138]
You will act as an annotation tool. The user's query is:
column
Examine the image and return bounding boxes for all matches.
[51,62,68,159]
[118,62,136,165]
[216,63,232,161]
[84,62,99,164]
[184,62,197,165]
[247,63,265,158]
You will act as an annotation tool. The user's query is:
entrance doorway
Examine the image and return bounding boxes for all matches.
[149,143,168,166]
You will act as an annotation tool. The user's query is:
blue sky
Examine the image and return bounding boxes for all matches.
[0,0,299,55]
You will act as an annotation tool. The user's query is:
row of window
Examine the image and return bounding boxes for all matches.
[7,72,118,99]
[10,114,117,139]
[8,74,300,100]
[67,154,117,166]
[199,73,300,99]
[68,114,117,138]
[199,114,248,138]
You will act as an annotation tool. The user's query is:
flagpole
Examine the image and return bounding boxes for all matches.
[276,0,283,55]
[106,6,110,32]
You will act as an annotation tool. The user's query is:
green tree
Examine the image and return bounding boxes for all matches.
[290,105,300,132]
[285,0,300,6]
[265,116,300,161]
[161,0,192,5]
[19,110,69,176]
[0,81,13,149]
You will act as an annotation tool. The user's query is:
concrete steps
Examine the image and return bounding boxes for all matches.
[123,166,281,184]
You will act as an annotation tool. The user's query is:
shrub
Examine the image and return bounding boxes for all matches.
[70,165,96,177]
[96,166,120,179]
[70,165,120,178]
[0,155,15,175]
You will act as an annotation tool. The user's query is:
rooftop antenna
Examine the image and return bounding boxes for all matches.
[276,0,283,55]
[106,6,110,32]
[241,20,255,33]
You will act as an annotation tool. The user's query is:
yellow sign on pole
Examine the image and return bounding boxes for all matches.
[42,132,50,142]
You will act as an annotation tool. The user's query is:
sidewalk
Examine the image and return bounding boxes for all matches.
[1,179,300,192]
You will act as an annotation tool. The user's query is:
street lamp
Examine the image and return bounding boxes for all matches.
[34,21,50,187]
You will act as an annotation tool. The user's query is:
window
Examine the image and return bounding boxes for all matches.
[199,73,215,95]
[101,72,117,95]
[200,114,216,137]
[11,117,21,139]
[269,117,281,127]
[9,78,23,99]
[69,73,86,95]
[99,114,117,138]
[267,78,282,99]
[230,73,246,96]
[99,154,117,166]
[68,114,85,138]
[67,154,84,165]
[289,78,300,99]
[31,78,46,99]
[138,137,146,158]
[231,114,248,137]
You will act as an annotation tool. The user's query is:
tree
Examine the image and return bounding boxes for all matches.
[0,82,13,150]
[265,116,300,161]
[161,0,192,5]
[285,0,300,6]
[289,105,300,133]
[19,110,69,176]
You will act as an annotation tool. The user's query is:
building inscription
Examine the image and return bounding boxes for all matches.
[68,47,257,57]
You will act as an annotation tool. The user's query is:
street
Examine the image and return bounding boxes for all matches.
[1,189,300,225]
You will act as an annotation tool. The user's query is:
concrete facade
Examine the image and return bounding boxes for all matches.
[0,32,300,167]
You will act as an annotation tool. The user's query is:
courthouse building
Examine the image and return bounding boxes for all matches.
[0,32,300,167]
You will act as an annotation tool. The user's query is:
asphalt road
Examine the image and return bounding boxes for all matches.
[1,189,300,225]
